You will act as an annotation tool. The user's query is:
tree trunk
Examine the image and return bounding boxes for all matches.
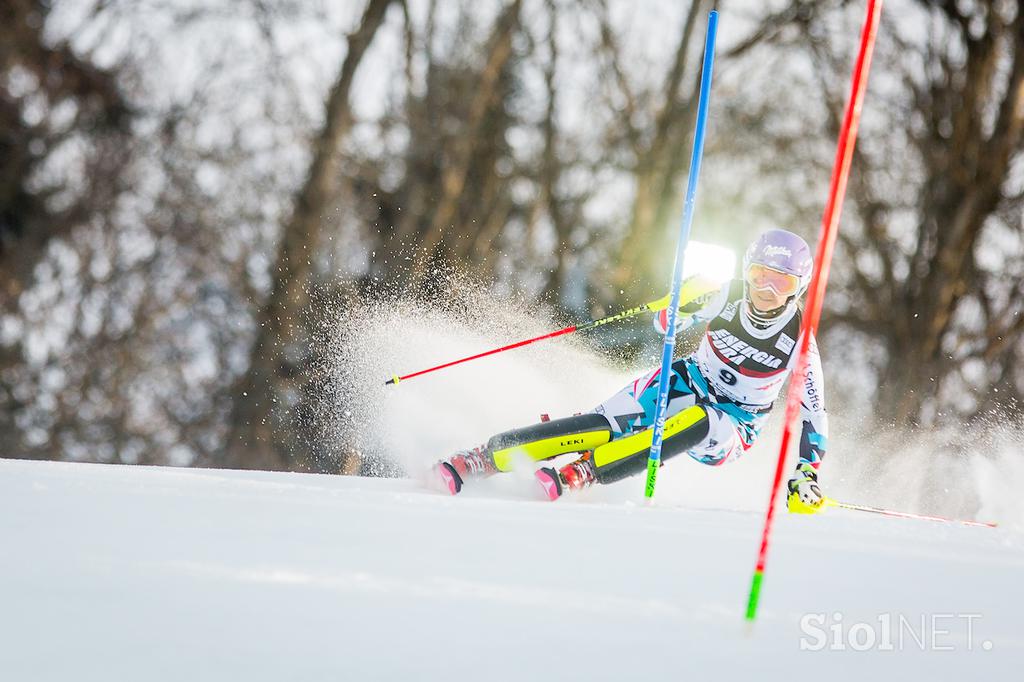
[221,0,395,471]
[611,0,704,299]
[869,3,1024,424]
[407,0,523,289]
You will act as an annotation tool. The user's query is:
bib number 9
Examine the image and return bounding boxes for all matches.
[719,368,738,386]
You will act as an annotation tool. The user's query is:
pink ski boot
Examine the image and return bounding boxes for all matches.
[535,452,596,501]
[433,446,497,495]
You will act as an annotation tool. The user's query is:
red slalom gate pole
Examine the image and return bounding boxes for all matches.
[745,0,883,622]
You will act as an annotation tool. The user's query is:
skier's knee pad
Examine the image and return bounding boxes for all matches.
[592,405,710,484]
[488,413,613,472]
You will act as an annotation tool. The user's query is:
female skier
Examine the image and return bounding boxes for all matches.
[434,228,829,513]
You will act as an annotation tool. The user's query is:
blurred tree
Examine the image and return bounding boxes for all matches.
[0,0,130,308]
[402,0,524,289]
[604,0,709,300]
[222,0,399,470]
[0,0,132,456]
[850,0,1024,424]
[10,0,1017,472]
[372,0,526,294]
[292,0,527,473]
[1,0,328,465]
[716,0,1024,425]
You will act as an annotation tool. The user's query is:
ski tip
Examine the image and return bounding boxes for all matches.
[535,467,562,502]
[433,462,462,496]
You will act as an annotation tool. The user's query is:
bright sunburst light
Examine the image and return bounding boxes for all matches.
[682,240,736,283]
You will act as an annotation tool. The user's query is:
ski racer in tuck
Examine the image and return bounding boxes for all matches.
[434,228,829,513]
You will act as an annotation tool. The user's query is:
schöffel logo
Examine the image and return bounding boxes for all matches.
[763,245,792,258]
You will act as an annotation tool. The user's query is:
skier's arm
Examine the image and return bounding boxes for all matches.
[786,331,828,513]
[652,276,729,335]
[796,332,828,471]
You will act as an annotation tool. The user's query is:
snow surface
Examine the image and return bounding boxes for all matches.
[2,458,1021,681]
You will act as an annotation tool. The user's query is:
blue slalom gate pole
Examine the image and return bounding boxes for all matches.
[644,10,718,499]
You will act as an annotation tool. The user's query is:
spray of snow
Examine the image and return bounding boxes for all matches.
[321,281,1024,527]
[824,418,1024,530]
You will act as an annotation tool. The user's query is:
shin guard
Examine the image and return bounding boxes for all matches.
[592,406,710,484]
[488,414,613,472]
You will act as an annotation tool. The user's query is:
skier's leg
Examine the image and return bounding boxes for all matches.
[535,360,707,499]
[682,406,752,466]
[487,414,613,472]
[535,362,759,497]
[591,405,711,484]
[593,399,768,483]
[441,359,705,495]
[591,363,698,436]
[534,405,710,499]
[438,362,684,495]
[435,413,613,495]
[592,403,762,485]
[487,358,697,474]
[586,357,707,482]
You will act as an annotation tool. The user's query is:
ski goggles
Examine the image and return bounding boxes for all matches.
[746,263,801,297]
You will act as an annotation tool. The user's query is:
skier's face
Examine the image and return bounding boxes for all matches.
[748,285,787,312]
[746,263,799,312]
